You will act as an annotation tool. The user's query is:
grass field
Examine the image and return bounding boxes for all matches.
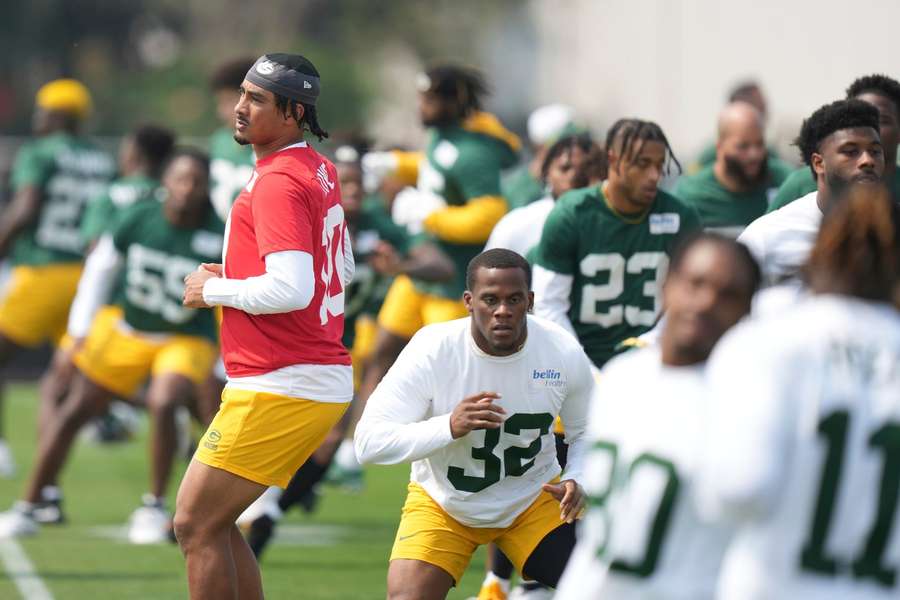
[0,383,488,599]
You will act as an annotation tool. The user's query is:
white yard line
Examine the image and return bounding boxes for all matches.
[0,538,54,600]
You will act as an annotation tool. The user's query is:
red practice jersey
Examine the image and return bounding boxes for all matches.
[220,143,351,377]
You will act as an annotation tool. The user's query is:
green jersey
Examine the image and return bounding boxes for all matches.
[412,120,519,299]
[502,165,544,210]
[535,186,701,367]
[208,127,255,221]
[675,160,791,234]
[768,166,900,212]
[81,174,159,244]
[9,132,114,265]
[343,196,410,348]
[112,201,224,341]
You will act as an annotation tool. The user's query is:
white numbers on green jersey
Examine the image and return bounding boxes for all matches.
[579,252,668,327]
[37,173,107,254]
[210,159,253,221]
[417,160,446,196]
[319,204,346,326]
[126,245,197,324]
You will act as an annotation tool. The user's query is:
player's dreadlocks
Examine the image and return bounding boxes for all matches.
[605,118,682,176]
[794,99,880,176]
[209,57,256,91]
[846,74,900,114]
[421,64,489,118]
[269,55,329,142]
[540,133,595,181]
[806,183,900,303]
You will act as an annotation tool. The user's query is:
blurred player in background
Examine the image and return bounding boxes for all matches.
[769,74,900,210]
[533,118,701,370]
[676,102,792,236]
[502,104,578,210]
[739,99,883,285]
[177,53,353,600]
[555,233,759,600]
[705,184,900,600]
[0,149,222,544]
[30,123,175,525]
[0,79,114,478]
[356,249,594,599]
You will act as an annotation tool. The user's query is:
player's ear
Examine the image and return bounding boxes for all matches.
[811,152,825,179]
[463,290,474,313]
[527,291,534,313]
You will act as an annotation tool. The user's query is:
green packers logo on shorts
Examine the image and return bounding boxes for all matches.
[204,429,222,451]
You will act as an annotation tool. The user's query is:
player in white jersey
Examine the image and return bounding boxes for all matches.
[554,232,761,600]
[739,99,883,285]
[355,248,595,599]
[705,184,900,600]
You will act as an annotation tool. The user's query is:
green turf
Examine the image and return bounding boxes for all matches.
[0,383,487,599]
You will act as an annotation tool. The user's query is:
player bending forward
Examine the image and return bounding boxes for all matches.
[356,249,595,599]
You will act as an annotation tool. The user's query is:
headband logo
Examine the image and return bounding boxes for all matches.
[303,80,312,89]
[256,60,277,75]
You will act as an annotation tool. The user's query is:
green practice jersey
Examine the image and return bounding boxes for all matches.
[112,202,224,340]
[502,164,544,210]
[675,160,791,234]
[81,174,159,244]
[768,166,900,212]
[535,185,701,367]
[343,196,410,348]
[412,120,519,299]
[208,127,255,221]
[10,132,114,265]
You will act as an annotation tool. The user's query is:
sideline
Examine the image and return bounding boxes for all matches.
[0,538,54,600]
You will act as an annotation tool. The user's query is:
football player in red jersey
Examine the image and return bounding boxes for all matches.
[178,54,353,600]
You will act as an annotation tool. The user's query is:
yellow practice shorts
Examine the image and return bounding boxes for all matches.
[0,263,82,347]
[73,317,218,399]
[194,388,349,488]
[350,315,378,389]
[378,275,468,339]
[58,304,122,352]
[390,481,566,584]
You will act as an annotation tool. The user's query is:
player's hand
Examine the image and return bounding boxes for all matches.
[542,479,585,524]
[370,241,401,276]
[361,151,398,193]
[200,263,223,276]
[449,392,506,439]
[182,268,217,309]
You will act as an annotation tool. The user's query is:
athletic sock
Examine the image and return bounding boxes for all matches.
[40,486,62,503]
[278,459,328,512]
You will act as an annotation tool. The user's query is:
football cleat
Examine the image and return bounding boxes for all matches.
[0,503,38,538]
[127,495,170,544]
[471,580,508,600]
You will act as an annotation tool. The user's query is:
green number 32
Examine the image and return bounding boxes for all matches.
[447,413,554,493]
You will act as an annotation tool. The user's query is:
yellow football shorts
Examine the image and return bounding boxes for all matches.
[390,481,566,584]
[0,263,82,347]
[73,316,218,399]
[350,315,378,389]
[378,275,468,339]
[194,388,349,488]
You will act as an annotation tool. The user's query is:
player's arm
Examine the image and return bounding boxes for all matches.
[699,323,794,521]
[361,150,422,190]
[0,146,49,258]
[421,148,508,245]
[532,203,579,336]
[67,234,124,340]
[370,237,455,283]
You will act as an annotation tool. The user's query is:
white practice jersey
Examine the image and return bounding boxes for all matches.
[704,295,900,600]
[738,191,821,285]
[556,347,734,600]
[485,197,554,257]
[355,315,594,528]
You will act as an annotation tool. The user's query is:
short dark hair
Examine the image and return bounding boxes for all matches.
[540,133,595,181]
[466,249,532,291]
[163,146,210,177]
[728,81,762,104]
[794,99,880,173]
[423,64,489,117]
[209,57,256,91]
[605,118,682,176]
[131,124,175,179]
[846,74,900,116]
[669,232,762,299]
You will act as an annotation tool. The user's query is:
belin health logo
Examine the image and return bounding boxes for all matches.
[532,369,564,387]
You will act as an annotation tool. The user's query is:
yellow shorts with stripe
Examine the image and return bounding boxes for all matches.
[0,264,82,347]
[194,388,349,488]
[377,275,468,339]
[73,315,218,399]
[390,481,566,584]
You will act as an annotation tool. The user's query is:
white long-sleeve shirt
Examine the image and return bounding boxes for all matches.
[355,315,595,528]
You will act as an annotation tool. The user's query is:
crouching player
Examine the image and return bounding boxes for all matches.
[0,148,223,543]
[355,249,595,599]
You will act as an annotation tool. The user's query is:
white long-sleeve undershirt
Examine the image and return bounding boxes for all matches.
[67,235,122,339]
[532,264,577,337]
[203,228,354,315]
